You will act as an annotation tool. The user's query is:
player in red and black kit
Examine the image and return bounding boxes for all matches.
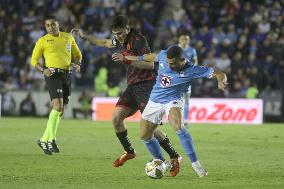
[71,15,180,176]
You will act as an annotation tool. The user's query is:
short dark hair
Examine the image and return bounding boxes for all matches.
[167,46,183,59]
[44,15,57,21]
[111,15,129,30]
[177,31,190,38]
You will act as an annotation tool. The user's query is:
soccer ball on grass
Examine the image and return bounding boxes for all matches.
[145,159,167,179]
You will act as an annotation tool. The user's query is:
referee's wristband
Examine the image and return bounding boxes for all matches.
[137,55,144,61]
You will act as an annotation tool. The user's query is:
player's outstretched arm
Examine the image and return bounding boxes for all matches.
[212,69,228,91]
[112,53,155,69]
[71,28,113,48]
[125,53,157,62]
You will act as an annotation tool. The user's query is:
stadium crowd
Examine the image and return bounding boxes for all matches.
[0,0,283,100]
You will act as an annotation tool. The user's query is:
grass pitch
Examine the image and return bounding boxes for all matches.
[0,118,283,189]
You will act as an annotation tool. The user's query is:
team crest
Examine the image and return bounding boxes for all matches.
[160,75,172,88]
[179,71,185,77]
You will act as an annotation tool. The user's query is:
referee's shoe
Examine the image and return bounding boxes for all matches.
[37,140,52,155]
[47,140,60,153]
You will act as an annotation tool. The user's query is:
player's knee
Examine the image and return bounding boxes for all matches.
[172,123,183,131]
[140,132,152,141]
[112,114,123,127]
[140,128,153,141]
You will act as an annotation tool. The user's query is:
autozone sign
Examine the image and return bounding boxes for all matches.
[92,98,263,124]
[188,99,263,124]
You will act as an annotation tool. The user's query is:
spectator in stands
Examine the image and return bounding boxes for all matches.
[0,0,283,99]
[19,93,36,116]
[1,90,16,116]
[72,90,93,119]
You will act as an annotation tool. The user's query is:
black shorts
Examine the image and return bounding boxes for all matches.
[116,80,155,115]
[45,72,71,104]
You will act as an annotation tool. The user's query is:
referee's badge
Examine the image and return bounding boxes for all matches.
[66,43,71,52]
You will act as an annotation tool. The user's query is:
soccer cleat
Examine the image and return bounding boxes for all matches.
[177,155,183,163]
[169,158,180,177]
[37,140,52,155]
[192,161,208,177]
[113,151,137,167]
[47,140,60,153]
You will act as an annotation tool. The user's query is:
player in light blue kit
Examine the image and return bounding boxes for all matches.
[125,46,227,177]
[178,33,198,127]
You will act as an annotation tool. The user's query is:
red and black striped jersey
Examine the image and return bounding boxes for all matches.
[112,28,156,85]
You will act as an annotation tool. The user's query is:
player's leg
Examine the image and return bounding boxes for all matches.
[135,81,180,161]
[112,87,138,167]
[154,129,180,159]
[140,100,181,174]
[140,118,164,161]
[112,106,137,167]
[168,105,208,177]
[184,93,190,127]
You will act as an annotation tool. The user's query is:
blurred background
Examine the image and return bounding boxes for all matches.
[0,0,283,121]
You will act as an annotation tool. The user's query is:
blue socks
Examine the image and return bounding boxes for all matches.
[143,137,165,161]
[184,103,189,126]
[176,127,197,163]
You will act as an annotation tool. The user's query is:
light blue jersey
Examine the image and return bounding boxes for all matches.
[149,50,214,104]
[182,46,197,64]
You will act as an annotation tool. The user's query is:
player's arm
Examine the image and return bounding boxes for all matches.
[71,35,83,72]
[124,53,157,62]
[187,65,228,91]
[71,28,114,48]
[31,39,53,77]
[112,53,156,69]
[130,36,156,69]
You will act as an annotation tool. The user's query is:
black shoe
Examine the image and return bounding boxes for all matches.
[37,140,52,155]
[47,140,60,153]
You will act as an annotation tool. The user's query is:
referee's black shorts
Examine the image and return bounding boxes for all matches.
[116,80,155,115]
[44,69,71,105]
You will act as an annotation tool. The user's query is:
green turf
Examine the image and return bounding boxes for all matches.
[0,118,283,189]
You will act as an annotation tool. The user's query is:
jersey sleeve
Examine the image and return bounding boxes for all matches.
[133,35,151,56]
[192,48,197,58]
[185,65,214,79]
[156,50,166,62]
[31,38,44,67]
[71,35,82,62]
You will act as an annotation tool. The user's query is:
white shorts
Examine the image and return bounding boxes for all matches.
[141,99,184,124]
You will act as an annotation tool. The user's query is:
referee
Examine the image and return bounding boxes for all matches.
[31,16,82,155]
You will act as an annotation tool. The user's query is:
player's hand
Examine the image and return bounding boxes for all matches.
[43,68,55,77]
[71,28,85,39]
[218,74,228,91]
[112,53,124,62]
[71,63,80,73]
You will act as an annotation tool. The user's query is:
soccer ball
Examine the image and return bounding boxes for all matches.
[145,159,167,179]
